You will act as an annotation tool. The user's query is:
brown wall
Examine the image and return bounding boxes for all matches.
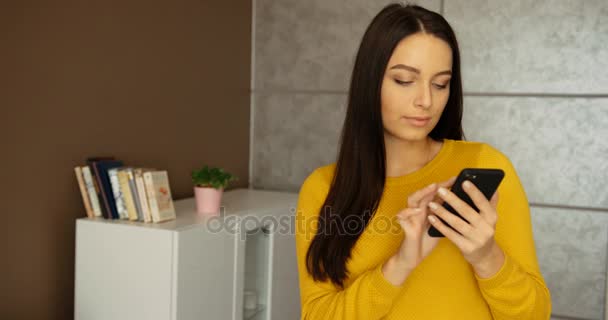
[0,1,251,319]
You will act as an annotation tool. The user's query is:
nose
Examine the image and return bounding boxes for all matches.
[414,83,432,109]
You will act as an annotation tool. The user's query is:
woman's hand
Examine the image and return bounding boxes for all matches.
[394,176,456,269]
[426,180,505,278]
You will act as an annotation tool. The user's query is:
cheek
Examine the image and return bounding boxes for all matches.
[380,82,405,116]
[429,91,450,124]
[381,96,398,129]
[435,90,450,112]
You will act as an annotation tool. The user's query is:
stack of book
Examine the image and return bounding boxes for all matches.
[73,157,176,223]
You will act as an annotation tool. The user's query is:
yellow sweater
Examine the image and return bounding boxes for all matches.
[295,139,551,319]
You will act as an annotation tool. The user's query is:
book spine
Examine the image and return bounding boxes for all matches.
[143,172,160,223]
[127,171,144,221]
[151,171,176,222]
[99,162,124,219]
[108,169,128,219]
[118,170,138,221]
[81,166,102,217]
[74,167,94,218]
[135,171,152,223]
[90,162,113,219]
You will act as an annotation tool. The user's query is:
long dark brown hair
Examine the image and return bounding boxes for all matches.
[305,3,464,288]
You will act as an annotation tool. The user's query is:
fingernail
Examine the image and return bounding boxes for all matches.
[428,202,438,210]
[463,180,472,189]
[428,215,436,223]
[438,187,448,196]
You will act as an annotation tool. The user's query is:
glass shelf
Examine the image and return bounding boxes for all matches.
[243,227,270,320]
[243,304,265,320]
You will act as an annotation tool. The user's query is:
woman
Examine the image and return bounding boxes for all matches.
[295,3,551,320]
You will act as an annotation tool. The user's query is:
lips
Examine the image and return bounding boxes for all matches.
[404,116,431,121]
[402,116,431,127]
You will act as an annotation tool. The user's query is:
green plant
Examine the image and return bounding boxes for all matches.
[191,165,238,189]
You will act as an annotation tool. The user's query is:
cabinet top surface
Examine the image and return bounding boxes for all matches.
[77,188,299,232]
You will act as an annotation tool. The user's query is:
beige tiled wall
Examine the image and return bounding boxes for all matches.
[252,1,608,319]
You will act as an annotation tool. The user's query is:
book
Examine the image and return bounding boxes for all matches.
[126,169,144,221]
[74,157,178,224]
[133,168,154,223]
[81,166,102,217]
[108,168,128,220]
[89,159,124,219]
[143,170,176,223]
[74,167,94,218]
[85,156,116,219]
[117,168,139,221]
[87,164,108,218]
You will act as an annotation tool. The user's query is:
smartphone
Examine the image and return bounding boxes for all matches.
[428,168,505,238]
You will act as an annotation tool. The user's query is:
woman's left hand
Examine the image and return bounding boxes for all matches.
[426,180,505,278]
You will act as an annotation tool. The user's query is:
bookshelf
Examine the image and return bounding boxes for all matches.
[74,188,301,320]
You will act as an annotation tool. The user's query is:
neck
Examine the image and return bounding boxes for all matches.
[384,134,438,177]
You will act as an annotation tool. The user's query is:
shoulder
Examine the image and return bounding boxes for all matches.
[450,140,526,200]
[449,139,514,168]
[296,164,336,222]
[300,163,335,193]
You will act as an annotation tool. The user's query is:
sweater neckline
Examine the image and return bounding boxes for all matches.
[385,138,454,186]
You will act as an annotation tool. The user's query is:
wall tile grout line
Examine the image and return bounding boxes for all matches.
[604,230,608,320]
[464,92,608,98]
[249,0,257,189]
[251,89,348,95]
[249,92,255,189]
[550,314,598,320]
[530,202,608,214]
[440,0,445,16]
[250,89,608,98]
[250,0,256,92]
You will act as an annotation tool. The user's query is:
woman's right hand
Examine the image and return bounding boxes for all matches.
[394,177,456,269]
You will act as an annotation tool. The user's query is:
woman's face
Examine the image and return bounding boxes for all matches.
[380,32,453,142]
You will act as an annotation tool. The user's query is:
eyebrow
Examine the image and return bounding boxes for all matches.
[389,64,452,77]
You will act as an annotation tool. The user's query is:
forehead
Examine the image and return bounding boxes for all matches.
[387,33,453,73]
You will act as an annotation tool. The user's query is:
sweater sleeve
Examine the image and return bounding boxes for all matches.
[476,147,552,320]
[295,169,403,320]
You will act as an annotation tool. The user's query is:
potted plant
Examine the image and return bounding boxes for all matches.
[191,165,238,216]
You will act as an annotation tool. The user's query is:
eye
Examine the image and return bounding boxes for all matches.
[394,79,413,86]
[433,83,449,90]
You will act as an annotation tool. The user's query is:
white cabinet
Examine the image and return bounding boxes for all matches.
[74,188,301,320]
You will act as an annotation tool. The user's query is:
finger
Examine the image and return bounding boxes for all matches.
[437,187,482,226]
[407,183,438,208]
[486,191,500,227]
[418,192,437,208]
[430,177,456,205]
[396,208,426,232]
[397,207,424,220]
[415,177,455,206]
[427,214,469,249]
[490,190,499,208]
[461,180,495,217]
[461,181,500,225]
[428,201,474,237]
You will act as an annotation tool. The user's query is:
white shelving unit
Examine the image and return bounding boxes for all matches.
[74,188,301,320]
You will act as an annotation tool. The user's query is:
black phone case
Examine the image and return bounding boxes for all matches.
[428,168,505,237]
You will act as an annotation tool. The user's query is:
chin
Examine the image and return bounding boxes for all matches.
[387,127,431,142]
